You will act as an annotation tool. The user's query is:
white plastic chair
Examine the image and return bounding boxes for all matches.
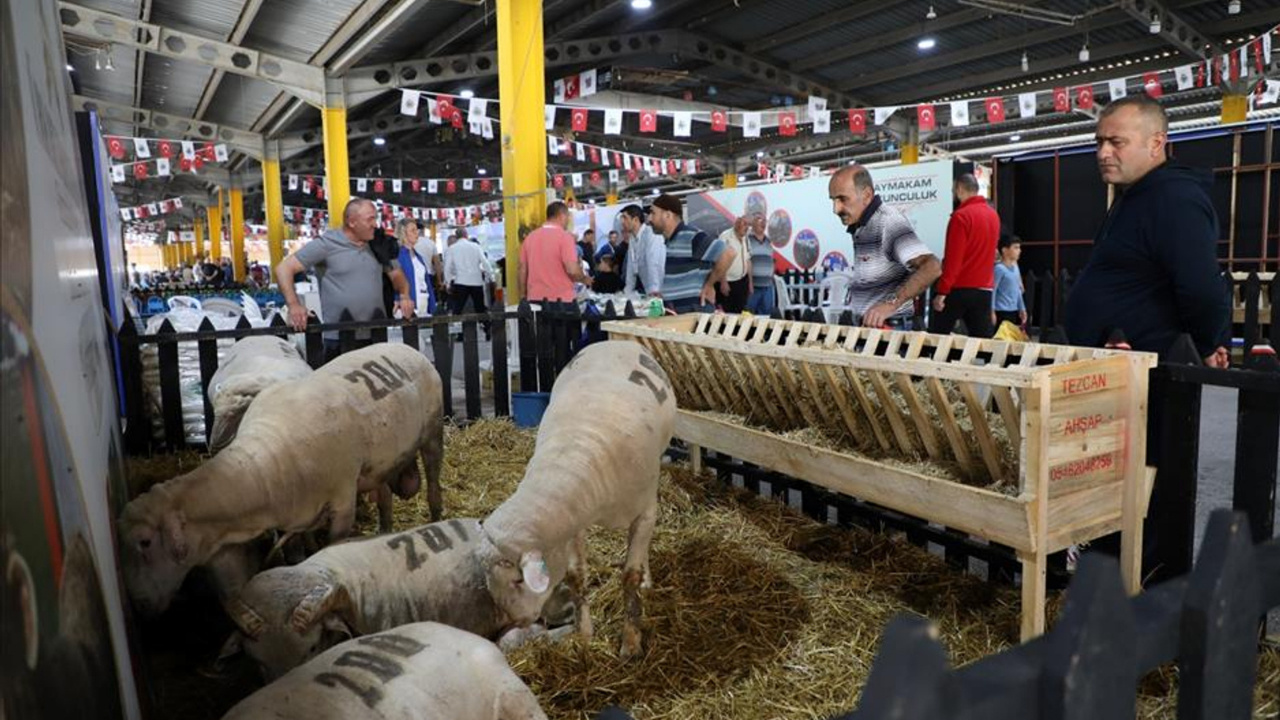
[819,272,856,324]
[772,275,793,316]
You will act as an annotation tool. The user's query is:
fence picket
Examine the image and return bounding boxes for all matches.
[431,320,454,418]
[156,318,184,449]
[118,313,150,454]
[196,317,218,448]
[490,305,509,417]
[304,315,324,369]
[462,318,481,420]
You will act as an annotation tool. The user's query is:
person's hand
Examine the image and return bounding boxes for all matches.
[583,275,594,287]
[1018,310,1027,325]
[990,311,998,328]
[399,297,416,320]
[748,280,755,295]
[718,280,730,296]
[287,302,309,331]
[932,294,947,313]
[862,301,897,328]
[699,284,717,306]
[1203,346,1229,369]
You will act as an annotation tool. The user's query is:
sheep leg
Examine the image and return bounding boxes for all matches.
[329,498,356,541]
[422,426,444,521]
[565,531,592,641]
[620,503,658,661]
[376,483,394,533]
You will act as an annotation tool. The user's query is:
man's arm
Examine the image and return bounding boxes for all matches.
[276,254,310,330]
[863,254,942,327]
[387,267,415,318]
[1154,197,1230,364]
[700,246,737,302]
[443,248,456,289]
[517,250,529,299]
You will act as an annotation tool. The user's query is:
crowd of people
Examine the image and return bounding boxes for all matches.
[255,93,1227,367]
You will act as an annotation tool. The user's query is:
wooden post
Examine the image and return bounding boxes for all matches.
[1148,354,1203,584]
[1020,380,1051,640]
[690,443,702,474]
[491,305,510,417]
[1119,355,1150,596]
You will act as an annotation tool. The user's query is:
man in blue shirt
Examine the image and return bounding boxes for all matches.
[646,194,736,313]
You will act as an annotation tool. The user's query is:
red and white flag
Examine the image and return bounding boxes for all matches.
[436,95,454,121]
[1143,72,1163,98]
[553,174,565,189]
[445,180,457,193]
[1074,85,1094,111]
[710,109,728,132]
[1053,87,1069,113]
[985,97,1006,123]
[107,137,125,159]
[571,108,588,132]
[564,74,580,100]
[157,140,173,158]
[480,178,492,192]
[847,109,867,134]
[411,178,421,193]
[590,170,602,185]
[778,111,797,136]
[133,163,148,180]
[639,110,657,133]
[916,104,936,132]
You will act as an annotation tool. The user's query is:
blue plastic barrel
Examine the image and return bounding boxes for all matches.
[511,392,551,428]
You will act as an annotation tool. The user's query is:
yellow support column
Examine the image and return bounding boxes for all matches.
[1222,94,1247,124]
[902,144,920,164]
[497,0,547,303]
[163,243,174,269]
[209,191,224,261]
[722,173,738,188]
[194,217,205,261]
[263,141,287,271]
[229,181,246,282]
[178,238,189,266]
[323,77,351,228]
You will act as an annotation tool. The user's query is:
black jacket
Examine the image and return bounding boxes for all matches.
[1065,162,1229,358]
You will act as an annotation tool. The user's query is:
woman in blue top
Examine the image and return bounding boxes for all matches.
[991,235,1026,332]
[394,218,437,316]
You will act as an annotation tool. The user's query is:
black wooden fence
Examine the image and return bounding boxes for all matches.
[116,299,636,453]
[593,510,1279,720]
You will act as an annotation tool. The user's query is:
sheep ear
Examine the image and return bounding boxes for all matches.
[162,511,188,562]
[225,597,266,639]
[519,551,550,594]
[290,584,352,633]
[216,631,245,661]
[321,614,354,640]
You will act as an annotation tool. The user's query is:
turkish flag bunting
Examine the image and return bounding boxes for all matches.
[202,143,216,160]
[157,141,173,158]
[1143,72,1163,97]
[985,97,1006,123]
[446,180,457,193]
[179,157,193,172]
[667,160,679,175]
[134,163,148,180]
[778,111,797,136]
[757,162,770,179]
[847,109,867,135]
[1053,87,1070,112]
[436,95,454,119]
[916,104,936,132]
[107,137,125,159]
[1254,39,1266,74]
[1196,62,1207,88]
[480,179,492,192]
[193,155,205,170]
[791,166,804,179]
[627,168,638,183]
[590,170,602,185]
[571,108,588,132]
[450,109,464,129]
[564,74,580,100]
[317,185,325,200]
[1075,85,1095,111]
[589,146,599,163]
[553,175,565,189]
[639,110,657,133]
[374,179,385,193]
[1229,50,1241,83]
[411,179,421,192]
[710,109,728,132]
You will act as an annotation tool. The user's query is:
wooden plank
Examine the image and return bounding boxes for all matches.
[894,333,943,461]
[1119,355,1150,596]
[753,321,804,426]
[1021,380,1052,640]
[987,343,1023,449]
[641,337,694,406]
[726,318,787,427]
[955,338,1005,483]
[786,324,827,427]
[923,336,976,477]
[858,329,917,455]
[672,340,717,409]
[840,327,894,451]
[799,358,843,432]
[674,410,1033,549]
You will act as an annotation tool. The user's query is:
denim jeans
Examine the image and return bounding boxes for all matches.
[746,284,775,316]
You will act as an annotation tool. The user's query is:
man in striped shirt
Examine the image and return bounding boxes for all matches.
[648,194,736,313]
[746,212,776,315]
[828,165,941,328]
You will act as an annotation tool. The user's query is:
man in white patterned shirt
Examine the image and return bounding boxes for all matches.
[828,165,941,328]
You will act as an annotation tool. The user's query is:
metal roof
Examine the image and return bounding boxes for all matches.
[62,0,1280,214]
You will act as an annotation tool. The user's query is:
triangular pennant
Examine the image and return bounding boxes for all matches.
[874,106,899,126]
[673,111,692,137]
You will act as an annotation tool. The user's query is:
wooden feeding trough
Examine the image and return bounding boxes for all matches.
[604,314,1158,639]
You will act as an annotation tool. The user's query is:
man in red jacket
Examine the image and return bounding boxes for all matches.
[929,173,1000,337]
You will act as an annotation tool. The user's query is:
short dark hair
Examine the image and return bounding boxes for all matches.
[546,201,568,220]
[955,173,979,193]
[1100,94,1168,133]
[998,234,1021,250]
[619,204,645,222]
[343,197,373,225]
[583,229,594,236]
[608,229,618,236]
[849,165,874,193]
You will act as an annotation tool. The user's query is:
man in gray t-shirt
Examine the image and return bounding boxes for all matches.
[276,198,413,348]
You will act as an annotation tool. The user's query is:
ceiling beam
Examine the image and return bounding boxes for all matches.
[131,0,153,135]
[753,0,908,53]
[1118,0,1222,60]
[72,94,265,157]
[194,0,267,119]
[546,0,626,41]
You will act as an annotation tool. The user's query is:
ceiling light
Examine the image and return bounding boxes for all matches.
[1149,13,1161,33]
[373,136,387,146]
[737,175,746,183]
[105,48,115,71]
[631,0,652,9]
[926,5,937,19]
[460,89,475,99]
[756,151,765,157]
[1228,0,1241,14]
[95,50,102,71]
[918,37,937,50]
[65,63,74,72]
[478,168,487,175]
[1079,42,1090,62]
[1021,50,1029,72]
[1009,134,1022,142]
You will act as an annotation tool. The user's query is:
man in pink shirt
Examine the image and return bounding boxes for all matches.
[518,201,590,302]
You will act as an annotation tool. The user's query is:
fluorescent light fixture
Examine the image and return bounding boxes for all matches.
[631,0,652,9]
[756,151,765,157]
[926,4,937,19]
[478,168,487,175]
[373,136,387,146]
[1079,43,1090,62]
[1009,134,1022,142]
[460,89,475,99]
[918,37,937,50]
[1228,0,1241,14]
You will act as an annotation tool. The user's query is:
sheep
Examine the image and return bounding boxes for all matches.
[220,622,548,720]
[118,343,444,616]
[223,518,576,681]
[475,340,675,659]
[206,336,313,453]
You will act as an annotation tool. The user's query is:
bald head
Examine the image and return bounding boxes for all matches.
[342,198,378,243]
[829,165,876,227]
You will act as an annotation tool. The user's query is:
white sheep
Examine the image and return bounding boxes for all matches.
[220,622,548,720]
[475,340,675,659]
[206,335,313,453]
[118,343,445,616]
[224,518,575,681]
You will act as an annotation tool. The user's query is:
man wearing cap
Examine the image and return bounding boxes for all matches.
[647,193,736,312]
[828,165,941,327]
